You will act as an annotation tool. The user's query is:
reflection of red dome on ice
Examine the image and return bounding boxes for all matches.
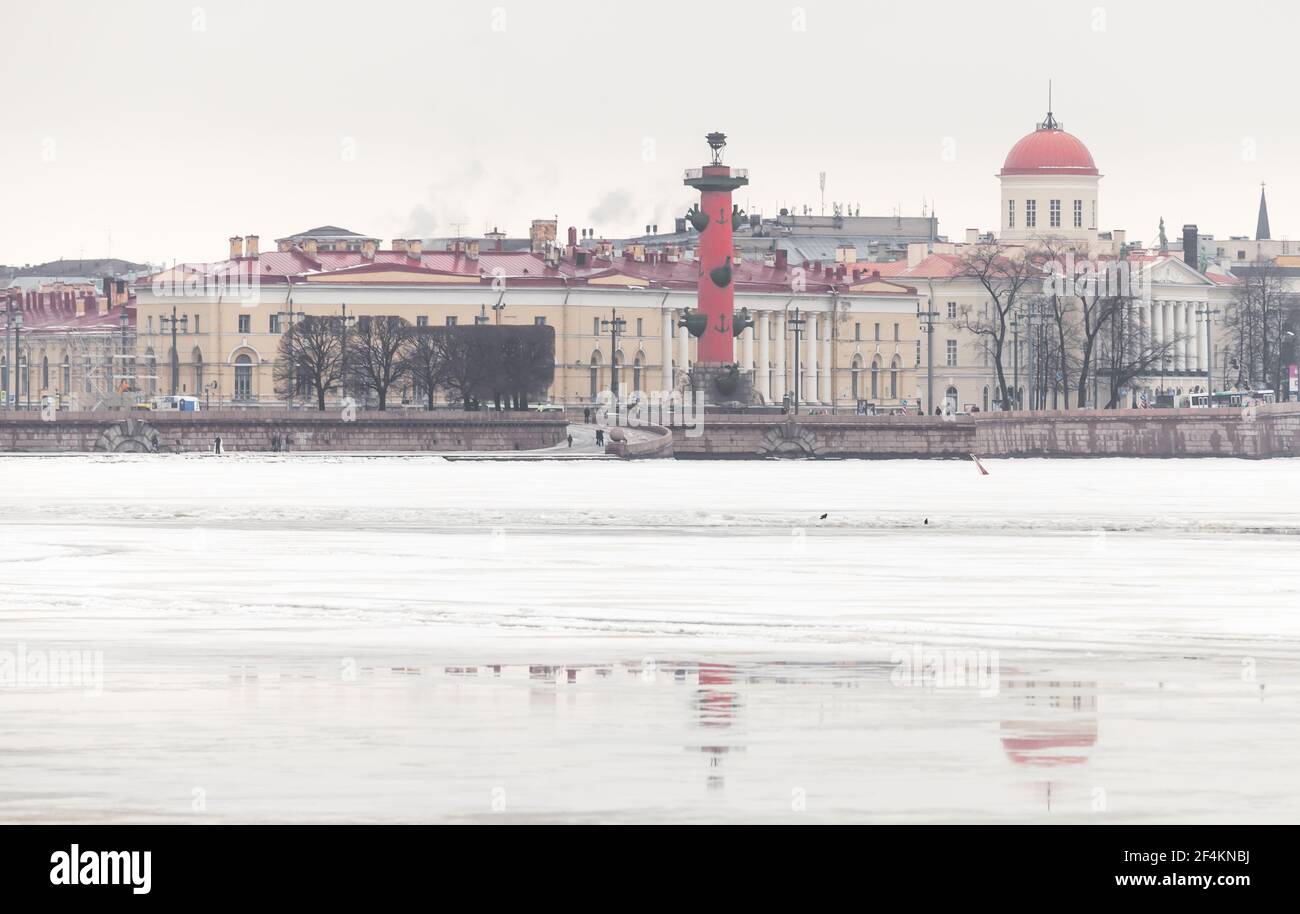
[999,678,1098,767]
[1000,719,1098,767]
[1000,121,1098,176]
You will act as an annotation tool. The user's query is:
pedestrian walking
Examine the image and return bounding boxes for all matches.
[567,433,573,448]
[595,428,604,446]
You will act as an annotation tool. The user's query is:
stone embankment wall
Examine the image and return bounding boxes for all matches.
[0,410,568,453]
[668,403,1300,459]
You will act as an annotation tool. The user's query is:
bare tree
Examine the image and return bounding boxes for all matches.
[403,327,450,410]
[349,315,412,411]
[274,314,342,411]
[1226,259,1292,392]
[956,242,1041,410]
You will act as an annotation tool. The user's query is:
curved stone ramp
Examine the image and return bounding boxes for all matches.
[605,424,674,459]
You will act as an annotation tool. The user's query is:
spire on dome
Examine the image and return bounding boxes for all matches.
[1256,182,1271,241]
[1037,80,1062,131]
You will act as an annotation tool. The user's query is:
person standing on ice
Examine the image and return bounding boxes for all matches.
[595,428,604,446]
[567,433,573,448]
[213,435,224,455]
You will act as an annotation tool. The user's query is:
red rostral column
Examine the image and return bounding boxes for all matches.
[684,132,747,363]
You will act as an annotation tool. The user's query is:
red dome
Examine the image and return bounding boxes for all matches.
[1001,127,1098,176]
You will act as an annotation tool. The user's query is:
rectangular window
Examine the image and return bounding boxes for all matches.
[1049,199,1061,228]
[474,315,489,325]
[893,322,900,341]
[416,316,428,327]
[193,315,200,334]
[946,339,957,367]
[1008,199,1015,229]
[147,316,154,334]
[874,322,881,341]
[1091,200,1096,229]
[915,340,921,367]
[534,316,547,326]
[594,317,601,336]
[854,322,861,341]
[1025,200,1037,228]
[238,314,250,334]
[446,316,458,327]
[947,301,957,320]
[636,318,643,336]
[1073,199,1083,228]
[269,314,281,333]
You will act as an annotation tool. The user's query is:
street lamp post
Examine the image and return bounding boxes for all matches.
[277,300,300,408]
[1197,305,1220,403]
[600,307,627,415]
[12,307,23,410]
[160,304,188,396]
[787,307,806,414]
[1011,312,1021,410]
[338,303,356,403]
[918,306,939,414]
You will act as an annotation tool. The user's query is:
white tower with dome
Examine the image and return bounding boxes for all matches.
[998,104,1101,247]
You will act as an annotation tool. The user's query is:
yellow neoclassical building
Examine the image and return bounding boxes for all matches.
[132,229,927,412]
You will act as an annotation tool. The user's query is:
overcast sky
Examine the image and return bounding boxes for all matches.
[1,0,1294,266]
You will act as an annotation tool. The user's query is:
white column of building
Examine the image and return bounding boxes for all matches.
[819,319,833,403]
[661,310,674,391]
[773,313,786,401]
[1179,301,1190,371]
[677,324,689,383]
[756,311,770,401]
[1192,305,1204,372]
[1171,302,1182,371]
[741,314,755,377]
[804,312,819,404]
[1157,301,1168,365]
[1185,302,1196,371]
[1138,302,1149,357]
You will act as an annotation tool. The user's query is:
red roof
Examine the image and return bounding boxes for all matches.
[139,247,919,297]
[1001,127,1098,176]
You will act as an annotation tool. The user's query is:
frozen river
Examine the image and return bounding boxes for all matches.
[1,454,1297,822]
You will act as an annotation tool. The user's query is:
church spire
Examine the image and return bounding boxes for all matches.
[1257,182,1271,240]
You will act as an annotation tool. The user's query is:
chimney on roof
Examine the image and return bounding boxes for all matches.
[407,239,422,258]
[361,239,376,260]
[466,239,480,260]
[245,235,260,257]
[392,239,408,254]
[568,226,578,247]
[229,236,244,260]
[1182,225,1198,269]
[852,268,861,281]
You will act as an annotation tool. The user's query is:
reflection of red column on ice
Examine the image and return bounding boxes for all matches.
[695,663,738,728]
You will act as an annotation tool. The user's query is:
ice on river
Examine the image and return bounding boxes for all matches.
[1,454,1297,822]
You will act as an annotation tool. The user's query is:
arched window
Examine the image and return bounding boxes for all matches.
[850,355,863,399]
[62,355,70,392]
[889,355,900,399]
[41,355,49,391]
[145,348,157,395]
[945,385,958,413]
[982,385,989,412]
[192,348,204,396]
[633,352,644,393]
[589,351,602,399]
[870,356,880,399]
[234,354,253,400]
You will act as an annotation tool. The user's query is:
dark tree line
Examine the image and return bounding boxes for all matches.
[274,316,555,411]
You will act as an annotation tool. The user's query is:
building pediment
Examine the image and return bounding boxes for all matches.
[586,270,650,287]
[846,278,916,295]
[1144,257,1213,287]
[303,263,469,284]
